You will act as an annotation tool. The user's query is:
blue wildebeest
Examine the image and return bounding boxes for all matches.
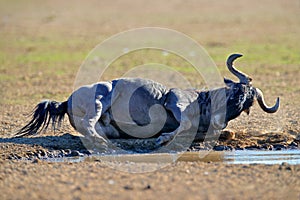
[16,54,280,150]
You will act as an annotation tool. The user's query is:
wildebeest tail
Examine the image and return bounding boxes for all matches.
[15,100,68,137]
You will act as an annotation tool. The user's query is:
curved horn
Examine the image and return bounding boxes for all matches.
[255,88,280,113]
[226,54,251,84]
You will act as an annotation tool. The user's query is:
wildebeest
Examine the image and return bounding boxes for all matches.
[16,54,280,150]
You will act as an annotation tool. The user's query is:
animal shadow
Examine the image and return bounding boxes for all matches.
[0,133,87,152]
[0,133,160,154]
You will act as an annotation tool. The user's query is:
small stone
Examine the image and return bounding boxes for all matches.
[80,149,91,155]
[123,185,133,190]
[58,150,65,157]
[261,144,273,150]
[39,149,47,157]
[70,150,84,157]
[219,130,235,141]
[32,158,40,164]
[227,146,234,151]
[48,152,54,158]
[279,162,292,170]
[73,186,82,191]
[213,145,226,151]
[289,142,298,147]
[34,152,41,159]
[213,145,232,151]
[268,145,274,150]
[290,145,298,150]
[286,166,292,170]
[14,154,21,159]
[65,149,72,154]
[108,179,115,185]
[51,151,58,157]
[245,145,260,150]
[26,152,35,157]
[273,144,286,150]
[143,184,151,190]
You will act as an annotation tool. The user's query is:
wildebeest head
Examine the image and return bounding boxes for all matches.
[224,54,280,122]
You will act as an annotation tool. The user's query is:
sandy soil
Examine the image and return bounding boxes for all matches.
[1,0,300,199]
[1,160,300,200]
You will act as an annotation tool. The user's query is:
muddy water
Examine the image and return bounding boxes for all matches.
[47,150,300,165]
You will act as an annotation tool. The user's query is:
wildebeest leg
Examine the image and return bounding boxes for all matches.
[97,111,120,138]
[101,112,111,126]
[96,112,120,139]
[156,105,192,145]
[156,117,192,145]
[79,97,109,151]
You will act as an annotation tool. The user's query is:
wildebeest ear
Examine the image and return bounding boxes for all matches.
[224,77,235,87]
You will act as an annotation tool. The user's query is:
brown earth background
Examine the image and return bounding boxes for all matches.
[0,0,300,199]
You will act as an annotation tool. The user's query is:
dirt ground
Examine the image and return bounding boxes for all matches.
[0,0,300,199]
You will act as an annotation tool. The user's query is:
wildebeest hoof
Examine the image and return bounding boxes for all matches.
[156,133,174,146]
[81,135,108,153]
[92,142,109,153]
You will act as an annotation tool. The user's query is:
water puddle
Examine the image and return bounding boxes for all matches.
[225,150,300,165]
[46,150,300,165]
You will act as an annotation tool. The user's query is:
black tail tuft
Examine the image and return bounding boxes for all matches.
[15,100,68,137]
